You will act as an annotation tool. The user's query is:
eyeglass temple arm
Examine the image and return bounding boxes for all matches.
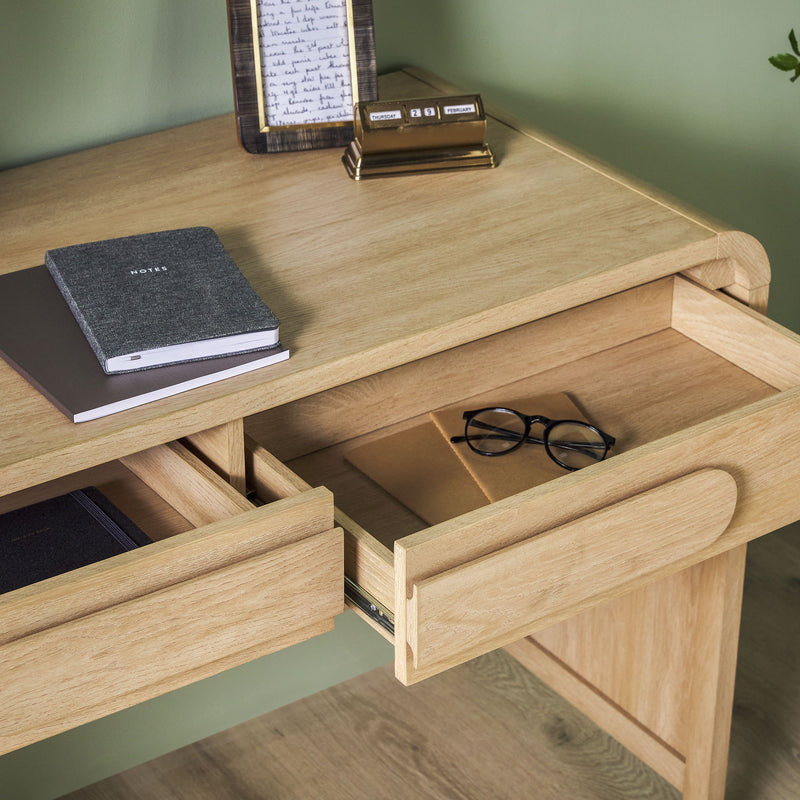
[453,418,546,445]
[450,434,609,454]
[449,433,545,445]
[452,419,612,453]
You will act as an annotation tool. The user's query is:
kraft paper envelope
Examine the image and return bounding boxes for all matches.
[343,420,487,525]
[344,393,594,524]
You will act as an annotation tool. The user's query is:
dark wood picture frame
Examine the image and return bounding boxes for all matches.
[226,0,378,153]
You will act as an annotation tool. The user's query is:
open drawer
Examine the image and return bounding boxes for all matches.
[0,440,341,754]
[246,275,800,685]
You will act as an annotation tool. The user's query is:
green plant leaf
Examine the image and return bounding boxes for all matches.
[770,52,800,71]
[790,28,800,56]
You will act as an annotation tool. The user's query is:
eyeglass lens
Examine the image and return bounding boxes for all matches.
[546,421,608,470]
[465,409,528,454]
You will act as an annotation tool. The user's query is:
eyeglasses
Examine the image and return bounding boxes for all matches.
[450,407,615,471]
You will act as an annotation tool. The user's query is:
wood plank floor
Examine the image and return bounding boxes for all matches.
[63,524,800,800]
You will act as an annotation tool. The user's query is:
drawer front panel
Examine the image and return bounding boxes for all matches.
[406,470,735,674]
[395,385,800,683]
[0,527,342,754]
[0,442,342,755]
[0,486,336,647]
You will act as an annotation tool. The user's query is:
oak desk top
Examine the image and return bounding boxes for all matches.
[0,68,765,496]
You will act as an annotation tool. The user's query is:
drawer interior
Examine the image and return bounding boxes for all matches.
[245,276,799,633]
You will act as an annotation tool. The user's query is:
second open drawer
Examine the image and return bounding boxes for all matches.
[246,275,800,685]
[0,440,341,754]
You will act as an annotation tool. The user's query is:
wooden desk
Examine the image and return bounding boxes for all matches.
[1,68,795,799]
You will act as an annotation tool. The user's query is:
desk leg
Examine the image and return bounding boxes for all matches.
[505,544,748,800]
[183,419,247,494]
[681,544,747,799]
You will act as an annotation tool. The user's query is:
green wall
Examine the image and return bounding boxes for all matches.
[2,2,800,797]
[0,1,233,170]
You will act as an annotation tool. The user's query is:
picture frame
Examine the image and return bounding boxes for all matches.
[226,0,378,153]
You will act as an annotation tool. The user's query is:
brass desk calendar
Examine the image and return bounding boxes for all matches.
[343,95,496,179]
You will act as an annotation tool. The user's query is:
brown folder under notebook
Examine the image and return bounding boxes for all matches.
[344,392,591,525]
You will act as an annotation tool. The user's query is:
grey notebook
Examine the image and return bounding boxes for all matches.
[45,227,280,373]
[0,265,289,422]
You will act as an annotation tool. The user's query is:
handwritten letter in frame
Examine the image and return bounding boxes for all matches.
[227,0,378,153]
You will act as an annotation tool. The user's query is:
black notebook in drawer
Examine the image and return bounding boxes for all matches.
[0,487,152,594]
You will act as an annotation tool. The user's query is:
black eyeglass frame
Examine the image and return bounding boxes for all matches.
[450,407,616,471]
